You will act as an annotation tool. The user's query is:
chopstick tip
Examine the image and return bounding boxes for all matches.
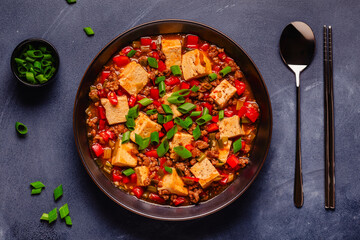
[329,26,332,29]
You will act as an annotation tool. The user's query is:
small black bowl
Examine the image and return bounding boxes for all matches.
[10,38,60,87]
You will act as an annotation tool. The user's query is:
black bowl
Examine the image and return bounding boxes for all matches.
[10,38,60,87]
[73,19,272,221]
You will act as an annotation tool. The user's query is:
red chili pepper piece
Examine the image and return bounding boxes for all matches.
[158,60,166,72]
[206,123,219,132]
[225,57,233,63]
[174,197,186,206]
[99,131,109,143]
[113,55,130,67]
[137,95,145,101]
[150,89,159,100]
[159,157,167,168]
[140,37,152,45]
[185,144,194,151]
[128,95,137,107]
[149,193,166,204]
[98,89,107,98]
[112,171,123,182]
[218,52,227,60]
[130,173,137,183]
[152,51,159,60]
[158,131,165,138]
[200,43,210,51]
[132,186,144,199]
[105,130,116,140]
[107,91,118,105]
[202,102,213,113]
[97,106,106,120]
[122,176,130,184]
[219,175,229,185]
[246,107,259,122]
[182,176,200,182]
[234,80,246,95]
[237,106,247,118]
[213,65,221,73]
[180,82,190,90]
[100,71,110,83]
[224,108,235,117]
[145,150,158,158]
[116,89,124,96]
[187,35,199,45]
[153,100,162,107]
[202,136,208,143]
[189,79,200,86]
[211,115,219,122]
[163,121,174,132]
[241,140,246,151]
[98,120,106,130]
[122,46,132,55]
[150,42,157,50]
[165,76,180,86]
[227,154,239,168]
[186,44,198,49]
[91,143,104,157]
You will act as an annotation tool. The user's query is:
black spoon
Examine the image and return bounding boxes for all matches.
[280,21,316,208]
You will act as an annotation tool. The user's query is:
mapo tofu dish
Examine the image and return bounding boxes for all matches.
[86,34,260,206]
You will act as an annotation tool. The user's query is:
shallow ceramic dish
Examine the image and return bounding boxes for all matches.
[73,19,272,221]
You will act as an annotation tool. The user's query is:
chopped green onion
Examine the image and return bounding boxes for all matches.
[123,168,135,176]
[84,27,94,36]
[15,122,28,135]
[233,138,242,154]
[196,114,212,125]
[25,72,36,83]
[174,117,193,130]
[198,152,207,162]
[173,146,192,159]
[219,66,232,77]
[66,0,76,4]
[14,58,26,65]
[162,104,173,115]
[147,57,158,68]
[135,134,150,150]
[157,114,164,124]
[138,98,153,107]
[27,50,43,58]
[34,61,41,72]
[41,59,52,67]
[155,76,166,84]
[193,125,201,140]
[146,109,157,115]
[25,56,35,63]
[125,115,135,131]
[166,126,177,139]
[208,73,217,81]
[159,81,166,97]
[43,53,52,59]
[65,216,72,226]
[164,114,173,123]
[40,213,49,221]
[30,181,45,189]
[219,110,224,120]
[170,65,182,76]
[53,184,63,201]
[150,131,159,145]
[167,95,185,104]
[190,85,199,92]
[190,111,202,117]
[202,107,209,116]
[127,105,139,118]
[48,208,58,224]
[157,139,169,157]
[127,49,137,57]
[171,89,190,97]
[31,188,42,195]
[122,131,131,144]
[177,103,196,114]
[59,203,69,219]
[36,74,48,84]
[164,166,173,174]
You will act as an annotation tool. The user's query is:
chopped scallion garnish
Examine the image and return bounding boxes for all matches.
[15,122,28,135]
[157,114,164,124]
[196,114,212,125]
[138,98,153,107]
[125,115,135,131]
[174,117,193,130]
[127,105,139,118]
[162,104,173,115]
[150,131,159,145]
[157,139,169,157]
[59,203,70,219]
[170,65,182,76]
[208,73,217,81]
[173,146,192,159]
[159,81,166,97]
[166,126,177,140]
[177,103,196,114]
[65,216,72,226]
[190,111,202,117]
[146,109,157,115]
[127,49,137,58]
[40,213,49,221]
[123,168,135,176]
[31,188,42,195]
[30,181,45,189]
[48,208,58,224]
[190,85,199,92]
[219,110,224,120]
[83,27,94,36]
[219,66,232,77]
[135,134,150,150]
[122,131,131,144]
[147,57,158,68]
[233,138,242,154]
[155,76,166,84]
[193,125,201,140]
[53,185,63,201]
[164,166,173,174]
[164,114,173,123]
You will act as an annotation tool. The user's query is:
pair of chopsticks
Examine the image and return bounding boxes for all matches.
[323,25,335,209]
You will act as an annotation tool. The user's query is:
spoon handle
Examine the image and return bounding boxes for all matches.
[294,86,304,207]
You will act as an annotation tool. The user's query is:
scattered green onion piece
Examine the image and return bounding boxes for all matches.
[40,213,49,221]
[233,138,242,154]
[173,146,192,159]
[157,139,169,157]
[171,89,190,97]
[15,122,28,135]
[147,57,158,68]
[190,85,199,92]
[67,0,77,3]
[123,168,135,176]
[43,53,52,59]
[25,72,36,83]
[157,114,164,124]
[164,166,173,174]
[219,66,232,77]
[128,105,139,118]
[31,188,42,195]
[25,57,35,63]
[127,49,137,57]
[138,98,153,107]
[159,81,166,97]
[174,117,193,130]
[170,65,182,76]
[190,111,202,117]
[155,76,166,84]
[59,203,70,219]
[84,27,94,36]
[150,131,159,145]
[202,107,209,116]
[162,104,173,115]
[177,103,196,114]
[208,73,218,81]
[167,95,185,104]
[166,126,177,140]
[48,208,58,224]
[39,46,46,53]
[219,110,224,120]
[164,114,173,123]
[135,134,150,150]
[65,216,72,226]
[26,50,43,58]
[193,125,201,140]
[15,58,26,65]
[122,131,131,144]
[125,115,135,131]
[53,184,63,201]
[36,74,48,84]
[31,181,45,189]
[196,114,212,125]
[198,152,207,162]
[146,109,157,115]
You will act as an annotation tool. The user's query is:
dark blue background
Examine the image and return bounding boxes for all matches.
[1,0,359,239]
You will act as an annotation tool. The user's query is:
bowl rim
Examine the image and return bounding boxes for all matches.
[73,19,273,221]
[10,38,60,87]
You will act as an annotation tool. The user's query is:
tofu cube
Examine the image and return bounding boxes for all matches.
[218,140,232,163]
[218,115,245,139]
[111,139,138,167]
[158,168,188,196]
[100,96,129,125]
[130,112,162,142]
[161,93,182,118]
[135,166,150,186]
[190,158,220,188]
[119,61,149,95]
[209,80,237,108]
[161,38,182,70]
[181,49,212,80]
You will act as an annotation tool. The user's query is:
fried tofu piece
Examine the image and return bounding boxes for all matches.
[218,140,232,163]
[190,158,220,188]
[130,112,162,142]
[135,166,150,186]
[161,38,182,70]
[111,139,138,167]
[218,115,245,139]
[161,93,182,118]
[100,96,129,125]
[119,61,149,95]
[181,49,212,80]
[158,168,188,196]
[209,80,237,108]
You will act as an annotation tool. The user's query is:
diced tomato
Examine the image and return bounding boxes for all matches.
[189,79,200,86]
[163,121,174,132]
[174,197,186,206]
[219,175,229,185]
[211,115,219,122]
[97,106,106,120]
[206,123,219,132]
[128,95,137,107]
[150,89,159,100]
[227,154,239,168]
[122,176,130,184]
[159,157,167,168]
[165,76,180,86]
[234,80,246,95]
[225,57,233,63]
[145,150,158,158]
[98,89,107,98]
[202,102,213,113]
[158,131,165,138]
[241,140,246,151]
[99,131,109,143]
[112,172,123,182]
[182,176,200,182]
[186,44,198,49]
[132,186,144,199]
[152,51,159,60]
[195,105,203,112]
[187,35,199,45]
[105,130,116,140]
[130,173,137,183]
[98,120,106,130]
[153,100,162,107]
[204,92,209,98]
[140,37,152,45]
[202,136,208,143]
[224,108,235,117]
[185,144,194,151]
[107,91,118,105]
[237,106,247,118]
[137,95,145,101]
[213,65,221,73]
[246,107,259,122]
[158,60,166,72]
[218,52,227,60]
[180,82,190,89]
[100,71,111,83]
[149,193,166,204]
[91,143,104,157]
[113,55,130,67]
[116,89,124,96]
[200,43,210,51]
[150,42,157,50]
[121,46,132,55]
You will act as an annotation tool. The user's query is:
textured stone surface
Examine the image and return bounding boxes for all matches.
[0,0,359,239]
